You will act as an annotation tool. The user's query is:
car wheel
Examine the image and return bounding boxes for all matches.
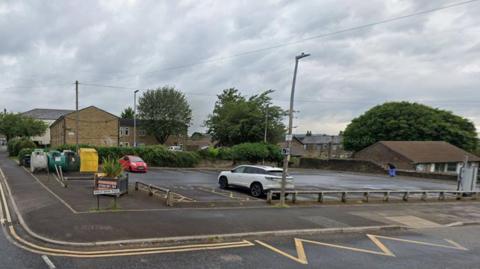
[250,182,263,198]
[219,176,228,189]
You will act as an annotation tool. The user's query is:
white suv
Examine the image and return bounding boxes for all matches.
[217,165,294,197]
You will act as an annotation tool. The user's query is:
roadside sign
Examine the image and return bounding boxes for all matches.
[94,179,120,196]
[285,134,293,141]
[97,180,118,189]
[281,148,290,156]
[94,189,120,195]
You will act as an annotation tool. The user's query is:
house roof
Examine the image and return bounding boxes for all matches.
[51,106,119,127]
[299,134,343,145]
[379,141,480,163]
[22,108,73,120]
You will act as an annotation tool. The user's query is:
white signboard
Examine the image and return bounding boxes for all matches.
[285,134,293,141]
[94,189,120,195]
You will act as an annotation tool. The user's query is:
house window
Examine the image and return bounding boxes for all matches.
[138,129,146,136]
[446,163,457,172]
[434,163,446,173]
[120,127,130,137]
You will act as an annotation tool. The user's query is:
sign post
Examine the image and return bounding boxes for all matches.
[94,178,120,210]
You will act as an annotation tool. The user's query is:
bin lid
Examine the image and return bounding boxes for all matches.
[79,148,97,153]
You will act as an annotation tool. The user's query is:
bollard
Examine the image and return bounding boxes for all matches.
[148,185,153,196]
[403,192,409,202]
[439,192,445,200]
[166,191,173,206]
[341,192,347,203]
[421,192,427,201]
[292,192,297,203]
[135,182,139,191]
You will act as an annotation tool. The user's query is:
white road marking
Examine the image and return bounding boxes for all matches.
[41,255,56,269]
[386,215,442,228]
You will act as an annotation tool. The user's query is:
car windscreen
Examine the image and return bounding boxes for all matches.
[129,156,144,162]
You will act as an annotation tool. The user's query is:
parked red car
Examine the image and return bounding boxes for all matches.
[119,155,148,173]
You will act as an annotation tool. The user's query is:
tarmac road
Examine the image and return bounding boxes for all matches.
[129,168,457,191]
[3,225,478,269]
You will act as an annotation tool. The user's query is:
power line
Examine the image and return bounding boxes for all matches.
[2,0,478,90]
[85,0,479,83]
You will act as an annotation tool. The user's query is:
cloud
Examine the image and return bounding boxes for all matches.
[1,0,480,135]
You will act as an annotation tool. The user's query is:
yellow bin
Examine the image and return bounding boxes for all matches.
[79,148,99,172]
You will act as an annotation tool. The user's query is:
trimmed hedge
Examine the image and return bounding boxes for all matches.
[51,142,281,167]
[198,143,282,163]
[7,138,36,157]
[230,143,282,163]
[53,144,200,167]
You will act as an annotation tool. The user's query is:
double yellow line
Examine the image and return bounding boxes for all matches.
[0,168,253,258]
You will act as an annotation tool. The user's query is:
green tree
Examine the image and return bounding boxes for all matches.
[137,86,192,144]
[343,102,478,152]
[121,107,135,119]
[0,113,48,141]
[205,88,286,146]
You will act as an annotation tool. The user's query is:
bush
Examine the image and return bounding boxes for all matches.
[17,148,33,161]
[7,138,19,156]
[217,147,233,160]
[231,143,270,163]
[7,138,36,157]
[197,147,219,160]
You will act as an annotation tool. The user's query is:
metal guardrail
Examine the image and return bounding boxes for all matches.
[135,181,173,206]
[267,189,480,204]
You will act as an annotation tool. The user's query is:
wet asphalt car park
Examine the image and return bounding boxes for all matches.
[127,168,460,204]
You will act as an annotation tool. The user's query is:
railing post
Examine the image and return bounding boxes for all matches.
[421,192,427,201]
[383,191,389,202]
[341,192,347,203]
[267,191,273,204]
[318,192,324,203]
[363,192,369,202]
[403,191,409,201]
[166,191,173,206]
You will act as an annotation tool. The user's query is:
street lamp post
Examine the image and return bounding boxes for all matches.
[280,52,310,206]
[133,90,139,147]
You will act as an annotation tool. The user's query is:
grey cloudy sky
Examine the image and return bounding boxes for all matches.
[1,0,480,135]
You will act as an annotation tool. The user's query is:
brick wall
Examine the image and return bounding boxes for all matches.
[50,107,119,147]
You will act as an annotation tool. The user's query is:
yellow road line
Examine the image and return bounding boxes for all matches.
[255,239,308,265]
[256,234,468,264]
